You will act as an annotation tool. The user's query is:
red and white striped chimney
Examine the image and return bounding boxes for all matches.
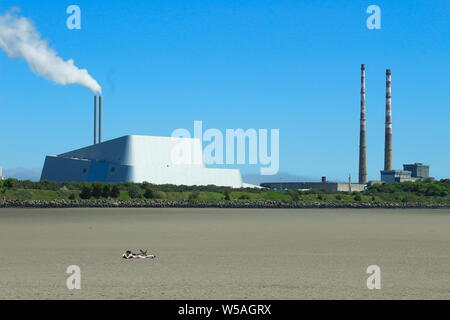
[359,64,367,184]
[384,69,393,171]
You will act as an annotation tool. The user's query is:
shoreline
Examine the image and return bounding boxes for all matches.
[1,199,449,209]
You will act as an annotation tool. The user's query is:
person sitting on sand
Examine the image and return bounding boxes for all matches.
[122,249,156,259]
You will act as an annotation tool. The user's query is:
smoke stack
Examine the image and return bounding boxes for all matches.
[384,69,393,171]
[359,64,367,184]
[98,96,103,143]
[93,96,103,145]
[93,96,98,145]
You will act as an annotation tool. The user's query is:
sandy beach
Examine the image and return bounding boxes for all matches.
[0,208,449,300]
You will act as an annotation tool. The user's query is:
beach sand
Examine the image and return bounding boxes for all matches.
[0,208,449,300]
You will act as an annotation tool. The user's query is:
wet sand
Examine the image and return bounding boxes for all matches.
[0,208,449,300]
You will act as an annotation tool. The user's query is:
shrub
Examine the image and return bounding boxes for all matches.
[101,185,111,198]
[425,185,441,197]
[80,184,92,199]
[239,194,251,200]
[287,190,300,201]
[91,182,103,198]
[4,178,18,189]
[144,188,155,199]
[223,190,231,201]
[110,186,120,198]
[354,194,362,201]
[188,191,200,201]
[68,193,76,200]
[128,187,142,199]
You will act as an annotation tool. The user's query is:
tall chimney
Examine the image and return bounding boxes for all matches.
[359,64,367,184]
[384,69,393,171]
[98,96,103,143]
[93,96,98,145]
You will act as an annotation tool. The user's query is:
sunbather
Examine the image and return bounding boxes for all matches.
[122,249,156,259]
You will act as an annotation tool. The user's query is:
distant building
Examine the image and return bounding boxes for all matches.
[41,135,246,187]
[261,177,365,192]
[0,166,3,180]
[403,163,430,179]
[380,163,431,183]
[380,170,413,183]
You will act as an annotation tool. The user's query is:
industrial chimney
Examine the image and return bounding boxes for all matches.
[359,64,367,184]
[93,96,98,145]
[384,69,393,171]
[98,96,103,144]
[93,96,103,145]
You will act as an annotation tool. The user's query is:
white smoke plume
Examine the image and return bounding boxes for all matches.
[0,11,102,94]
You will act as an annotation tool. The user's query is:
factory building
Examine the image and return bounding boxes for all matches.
[380,164,431,183]
[403,163,430,179]
[380,170,413,183]
[41,96,246,187]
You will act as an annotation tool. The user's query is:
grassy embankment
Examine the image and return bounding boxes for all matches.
[1,179,450,204]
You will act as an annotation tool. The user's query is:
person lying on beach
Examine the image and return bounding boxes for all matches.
[122,249,156,259]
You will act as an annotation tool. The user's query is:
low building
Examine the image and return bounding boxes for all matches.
[41,135,245,187]
[260,181,366,192]
[380,170,414,183]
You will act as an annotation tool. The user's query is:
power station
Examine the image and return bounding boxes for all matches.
[262,65,432,191]
[40,96,246,187]
[40,65,432,188]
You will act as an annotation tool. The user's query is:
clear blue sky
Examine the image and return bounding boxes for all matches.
[1,0,449,182]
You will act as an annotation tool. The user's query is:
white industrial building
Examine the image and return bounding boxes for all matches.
[41,135,245,188]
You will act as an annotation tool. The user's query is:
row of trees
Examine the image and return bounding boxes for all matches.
[2,178,450,201]
[367,179,450,197]
[78,182,160,200]
[0,179,85,191]
[0,178,254,194]
[79,183,121,199]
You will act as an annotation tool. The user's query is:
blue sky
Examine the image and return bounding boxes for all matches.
[1,0,449,182]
